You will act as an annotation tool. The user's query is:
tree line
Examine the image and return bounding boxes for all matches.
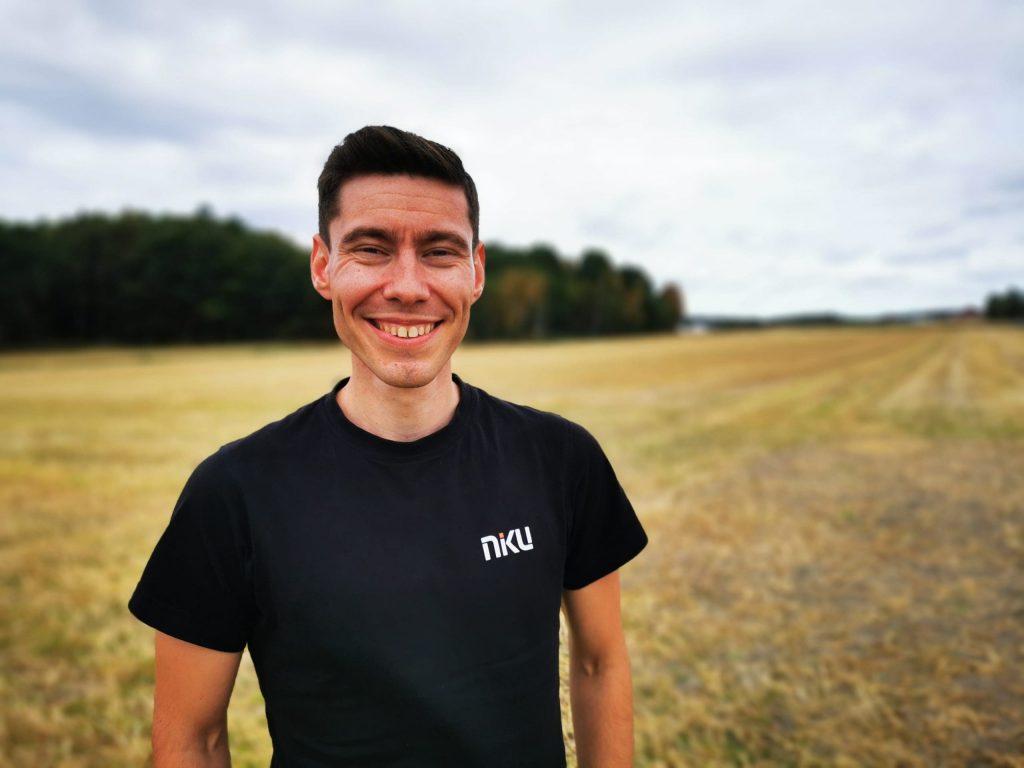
[984,287,1024,321]
[468,243,683,340]
[0,210,683,347]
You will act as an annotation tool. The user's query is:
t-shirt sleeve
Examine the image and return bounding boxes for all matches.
[562,423,648,590]
[128,450,257,652]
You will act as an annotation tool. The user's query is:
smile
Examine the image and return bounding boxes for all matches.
[369,320,439,339]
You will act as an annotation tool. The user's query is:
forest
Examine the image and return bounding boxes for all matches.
[0,210,683,347]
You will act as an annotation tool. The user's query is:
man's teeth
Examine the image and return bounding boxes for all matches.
[377,322,436,338]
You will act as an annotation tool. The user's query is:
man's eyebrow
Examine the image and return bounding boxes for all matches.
[340,227,396,245]
[418,230,470,250]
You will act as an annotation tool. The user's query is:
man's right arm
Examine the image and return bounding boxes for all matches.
[153,631,243,768]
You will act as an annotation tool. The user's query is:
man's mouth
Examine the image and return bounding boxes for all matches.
[369,320,439,339]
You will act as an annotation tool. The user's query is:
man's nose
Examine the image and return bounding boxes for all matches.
[381,252,430,304]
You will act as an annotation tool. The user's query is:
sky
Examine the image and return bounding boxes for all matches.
[1,0,1021,316]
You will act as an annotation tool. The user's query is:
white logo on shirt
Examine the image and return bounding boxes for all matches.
[480,527,534,562]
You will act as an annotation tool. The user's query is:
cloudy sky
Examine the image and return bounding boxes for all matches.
[2,0,1021,315]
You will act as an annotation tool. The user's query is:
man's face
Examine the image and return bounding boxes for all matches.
[311,174,485,390]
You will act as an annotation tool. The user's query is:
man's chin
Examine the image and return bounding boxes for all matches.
[361,362,451,391]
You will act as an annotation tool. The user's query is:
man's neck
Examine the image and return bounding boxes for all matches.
[337,364,460,442]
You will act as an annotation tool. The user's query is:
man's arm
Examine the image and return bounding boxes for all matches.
[152,631,243,768]
[561,570,635,768]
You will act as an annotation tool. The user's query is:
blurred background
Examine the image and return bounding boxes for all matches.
[1,1,1022,765]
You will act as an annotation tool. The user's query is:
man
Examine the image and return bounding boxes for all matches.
[129,126,647,767]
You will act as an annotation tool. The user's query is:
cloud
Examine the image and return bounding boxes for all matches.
[886,246,970,265]
[0,0,1021,314]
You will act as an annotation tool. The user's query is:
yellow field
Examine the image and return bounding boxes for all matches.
[2,324,1023,766]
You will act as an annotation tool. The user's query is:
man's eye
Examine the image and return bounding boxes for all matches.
[426,249,456,258]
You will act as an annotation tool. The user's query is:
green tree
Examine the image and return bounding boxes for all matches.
[985,287,1024,320]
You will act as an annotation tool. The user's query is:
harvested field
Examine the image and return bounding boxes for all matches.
[1,324,1022,766]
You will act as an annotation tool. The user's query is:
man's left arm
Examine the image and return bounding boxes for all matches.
[562,570,635,768]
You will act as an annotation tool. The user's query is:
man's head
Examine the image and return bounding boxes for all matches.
[317,126,480,249]
[310,127,485,391]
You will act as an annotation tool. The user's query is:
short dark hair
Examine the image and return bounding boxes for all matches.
[317,125,480,248]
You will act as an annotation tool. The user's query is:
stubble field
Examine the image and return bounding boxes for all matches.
[1,324,1023,766]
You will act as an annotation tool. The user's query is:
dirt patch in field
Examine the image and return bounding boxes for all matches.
[627,441,1024,766]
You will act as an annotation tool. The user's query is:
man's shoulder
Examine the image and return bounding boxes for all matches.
[463,379,595,448]
[200,388,331,475]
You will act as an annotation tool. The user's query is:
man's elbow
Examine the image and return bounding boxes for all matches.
[152,715,230,767]
[571,642,631,679]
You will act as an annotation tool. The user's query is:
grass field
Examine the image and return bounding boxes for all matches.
[2,324,1023,766]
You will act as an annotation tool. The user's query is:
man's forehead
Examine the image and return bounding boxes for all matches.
[337,174,468,216]
[329,176,473,248]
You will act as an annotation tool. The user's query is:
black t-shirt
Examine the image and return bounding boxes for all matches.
[129,375,647,767]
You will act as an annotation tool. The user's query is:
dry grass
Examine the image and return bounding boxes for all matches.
[2,325,1023,766]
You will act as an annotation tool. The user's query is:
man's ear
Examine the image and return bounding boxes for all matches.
[471,242,486,303]
[310,234,332,300]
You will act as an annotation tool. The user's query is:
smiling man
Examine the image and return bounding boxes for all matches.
[129,126,647,767]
